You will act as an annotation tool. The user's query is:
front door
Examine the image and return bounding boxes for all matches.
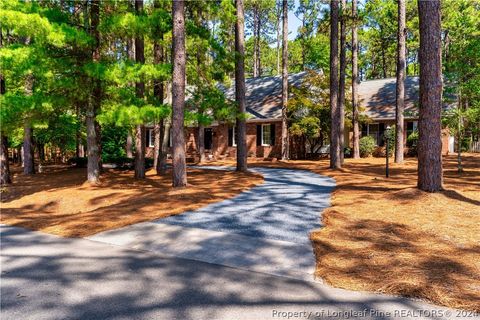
[204,128,213,150]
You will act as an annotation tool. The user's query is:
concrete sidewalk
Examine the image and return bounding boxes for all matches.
[2,225,472,320]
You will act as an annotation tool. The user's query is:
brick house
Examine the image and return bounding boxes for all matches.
[357,76,454,154]
[144,73,454,160]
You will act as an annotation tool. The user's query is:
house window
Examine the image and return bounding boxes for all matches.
[262,124,271,146]
[406,121,418,138]
[147,129,155,147]
[362,123,381,146]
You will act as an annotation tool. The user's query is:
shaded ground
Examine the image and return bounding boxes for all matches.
[2,225,469,320]
[0,166,263,237]
[208,154,480,312]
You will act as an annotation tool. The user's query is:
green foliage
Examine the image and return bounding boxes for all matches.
[359,136,376,158]
[289,70,330,152]
[101,126,128,162]
[383,125,395,156]
[406,130,418,156]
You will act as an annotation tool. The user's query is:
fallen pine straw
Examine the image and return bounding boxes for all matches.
[211,154,480,312]
[1,166,263,237]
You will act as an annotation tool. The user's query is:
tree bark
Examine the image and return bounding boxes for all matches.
[153,0,165,174]
[197,124,206,163]
[0,72,10,185]
[235,0,248,172]
[338,0,346,164]
[134,0,146,179]
[23,124,35,175]
[351,0,360,159]
[253,5,261,78]
[329,0,341,169]
[171,0,187,187]
[86,0,102,184]
[0,135,11,185]
[126,131,133,157]
[281,0,289,160]
[395,0,406,163]
[417,0,443,192]
[23,63,35,175]
[158,119,170,175]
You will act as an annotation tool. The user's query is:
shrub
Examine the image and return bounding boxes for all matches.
[407,130,418,156]
[344,147,352,158]
[359,136,376,158]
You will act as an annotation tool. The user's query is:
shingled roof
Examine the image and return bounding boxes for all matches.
[221,72,306,120]
[358,76,420,120]
[222,73,451,122]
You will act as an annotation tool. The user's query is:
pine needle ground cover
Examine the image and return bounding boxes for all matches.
[211,154,480,311]
[1,167,263,237]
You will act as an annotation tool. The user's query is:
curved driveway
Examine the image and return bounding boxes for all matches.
[161,166,336,244]
[89,166,335,280]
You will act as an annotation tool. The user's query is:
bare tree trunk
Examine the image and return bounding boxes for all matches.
[0,71,10,185]
[330,0,341,169]
[23,123,35,175]
[395,0,406,163]
[235,0,248,172]
[171,0,187,187]
[338,0,346,164]
[281,0,289,160]
[253,5,259,78]
[134,0,146,179]
[0,135,11,185]
[86,0,101,184]
[351,0,360,159]
[198,124,206,163]
[417,0,443,192]
[158,120,170,175]
[23,64,35,175]
[153,20,165,174]
[276,13,281,75]
[126,131,133,157]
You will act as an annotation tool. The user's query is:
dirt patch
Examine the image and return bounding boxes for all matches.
[1,166,263,237]
[208,154,480,311]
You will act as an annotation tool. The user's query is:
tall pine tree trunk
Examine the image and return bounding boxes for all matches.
[281,0,289,160]
[126,132,133,158]
[134,0,146,179]
[0,135,10,185]
[417,0,443,192]
[395,0,406,163]
[153,0,165,174]
[351,0,360,159]
[338,0,346,164]
[86,0,101,184]
[23,123,35,175]
[0,73,10,185]
[197,124,206,163]
[171,0,187,187]
[235,0,248,172]
[159,119,170,175]
[330,0,341,169]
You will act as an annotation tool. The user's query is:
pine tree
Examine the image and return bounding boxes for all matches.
[395,0,406,164]
[417,0,443,192]
[330,0,341,169]
[281,0,289,160]
[171,0,187,187]
[235,0,248,172]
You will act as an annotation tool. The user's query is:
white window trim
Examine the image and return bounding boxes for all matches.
[261,124,271,146]
[148,129,155,147]
[232,126,237,147]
